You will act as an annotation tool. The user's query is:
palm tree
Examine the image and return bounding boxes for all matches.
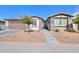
[21,15,33,32]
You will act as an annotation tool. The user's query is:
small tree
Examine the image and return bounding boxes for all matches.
[21,16,33,32]
[73,14,79,30]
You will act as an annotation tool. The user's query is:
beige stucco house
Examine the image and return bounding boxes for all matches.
[30,16,43,30]
[47,13,73,31]
[4,16,43,31]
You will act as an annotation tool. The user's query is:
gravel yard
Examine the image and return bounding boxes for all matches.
[0,30,45,43]
[51,31,79,44]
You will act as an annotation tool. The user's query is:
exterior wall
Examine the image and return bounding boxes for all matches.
[49,18,55,31]
[5,18,43,31]
[5,20,26,30]
[10,23,27,30]
[53,26,66,30]
[30,19,39,30]
[68,17,73,24]
[0,21,5,30]
[30,18,43,31]
[5,21,9,26]
[72,16,79,31]
[39,19,43,30]
[5,20,9,30]
[73,24,78,31]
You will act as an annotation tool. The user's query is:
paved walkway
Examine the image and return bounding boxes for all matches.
[43,30,58,44]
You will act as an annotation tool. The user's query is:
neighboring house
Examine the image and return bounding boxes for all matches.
[4,19,26,30]
[0,20,5,30]
[73,19,79,31]
[73,24,79,31]
[47,13,73,31]
[30,16,43,31]
[4,16,43,31]
[72,13,79,31]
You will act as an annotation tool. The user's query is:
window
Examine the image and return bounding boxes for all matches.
[62,19,67,25]
[55,19,67,26]
[32,20,37,26]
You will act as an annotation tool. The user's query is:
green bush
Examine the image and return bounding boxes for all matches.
[68,29,75,32]
[54,29,59,32]
[64,29,67,31]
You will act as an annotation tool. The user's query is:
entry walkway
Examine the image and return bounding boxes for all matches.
[43,30,58,44]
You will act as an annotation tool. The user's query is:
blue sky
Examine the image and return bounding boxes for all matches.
[0,5,78,20]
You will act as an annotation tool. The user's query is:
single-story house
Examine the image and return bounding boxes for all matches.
[5,19,26,30]
[0,20,5,30]
[73,16,79,31]
[30,16,43,30]
[47,13,73,31]
[4,16,43,31]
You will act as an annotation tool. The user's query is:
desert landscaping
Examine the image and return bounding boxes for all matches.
[0,30,79,44]
[51,31,79,44]
[0,30,46,43]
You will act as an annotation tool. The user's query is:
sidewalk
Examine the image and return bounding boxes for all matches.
[0,42,79,53]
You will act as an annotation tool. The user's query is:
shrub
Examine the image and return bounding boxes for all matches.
[24,30,33,32]
[64,29,67,31]
[54,29,59,32]
[68,29,75,32]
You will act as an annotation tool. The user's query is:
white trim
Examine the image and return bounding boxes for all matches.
[5,21,9,26]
